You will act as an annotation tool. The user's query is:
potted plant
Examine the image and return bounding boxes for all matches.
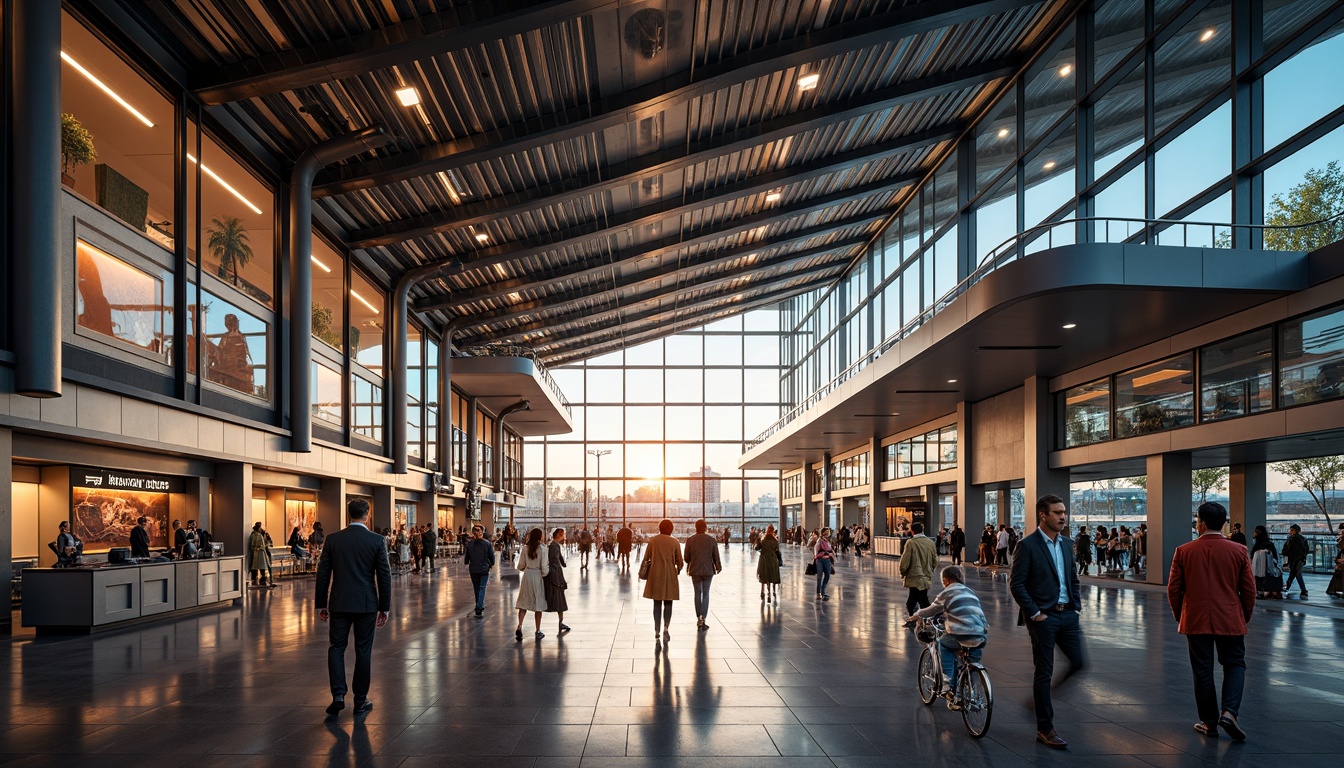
[207,216,254,289]
[61,113,97,187]
[312,301,342,348]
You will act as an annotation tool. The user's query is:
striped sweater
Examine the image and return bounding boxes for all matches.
[914,582,988,645]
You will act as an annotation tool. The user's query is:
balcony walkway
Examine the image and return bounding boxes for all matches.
[4,542,1342,767]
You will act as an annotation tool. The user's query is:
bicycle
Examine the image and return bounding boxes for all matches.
[908,615,993,737]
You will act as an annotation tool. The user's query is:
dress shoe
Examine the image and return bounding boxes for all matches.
[559,623,571,633]
[535,631,545,640]
[1193,722,1218,737]
[1036,730,1068,749]
[353,699,373,716]
[1218,711,1247,741]
[515,628,523,641]
[325,697,345,716]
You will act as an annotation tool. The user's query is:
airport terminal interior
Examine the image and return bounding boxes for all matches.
[4,0,1344,763]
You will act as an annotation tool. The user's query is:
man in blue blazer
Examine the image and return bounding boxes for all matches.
[1009,493,1086,749]
[316,498,392,717]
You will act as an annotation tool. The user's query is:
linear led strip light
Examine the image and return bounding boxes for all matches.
[61,51,155,128]
[186,153,263,215]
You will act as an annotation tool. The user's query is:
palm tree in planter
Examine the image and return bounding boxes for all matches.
[207,217,253,290]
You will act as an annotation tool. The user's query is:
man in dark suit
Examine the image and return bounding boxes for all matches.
[1168,501,1255,741]
[1009,494,1086,749]
[129,516,152,559]
[421,525,438,573]
[316,499,392,717]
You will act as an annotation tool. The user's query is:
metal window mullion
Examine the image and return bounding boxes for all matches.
[1144,2,1157,241]
[1077,1,1096,242]
[1232,0,1263,249]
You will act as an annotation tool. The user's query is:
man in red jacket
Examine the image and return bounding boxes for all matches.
[1167,501,1256,741]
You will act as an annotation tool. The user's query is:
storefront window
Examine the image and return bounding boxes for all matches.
[1114,354,1195,437]
[350,270,385,375]
[1280,305,1344,406]
[75,240,169,359]
[1200,329,1273,421]
[1064,378,1110,447]
[311,361,342,425]
[353,374,383,442]
[285,495,317,538]
[202,291,268,399]
[60,13,176,248]
[311,237,345,350]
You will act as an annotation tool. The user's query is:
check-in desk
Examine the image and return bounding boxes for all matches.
[21,556,244,634]
[872,536,907,558]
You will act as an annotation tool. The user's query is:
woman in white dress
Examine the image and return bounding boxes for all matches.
[514,528,549,641]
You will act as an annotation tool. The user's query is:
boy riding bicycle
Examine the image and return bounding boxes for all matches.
[905,566,988,693]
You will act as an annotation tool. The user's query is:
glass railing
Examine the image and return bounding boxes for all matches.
[458,343,572,417]
[750,212,1344,450]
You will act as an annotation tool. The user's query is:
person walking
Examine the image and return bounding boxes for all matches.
[1283,524,1310,598]
[854,524,867,558]
[578,527,594,570]
[813,528,836,600]
[1229,522,1247,547]
[683,518,722,630]
[1074,526,1093,576]
[1167,501,1255,741]
[545,528,571,634]
[421,525,437,573]
[641,519,684,645]
[1250,526,1282,599]
[977,525,994,566]
[463,524,495,617]
[514,528,549,641]
[248,522,275,588]
[899,522,939,615]
[1009,494,1085,750]
[756,524,782,602]
[617,524,634,570]
[949,524,965,565]
[905,565,989,700]
[995,524,1010,566]
[315,498,392,717]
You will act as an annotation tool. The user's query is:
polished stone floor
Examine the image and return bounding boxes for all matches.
[4,542,1343,767]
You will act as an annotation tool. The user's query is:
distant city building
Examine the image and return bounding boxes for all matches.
[690,466,722,504]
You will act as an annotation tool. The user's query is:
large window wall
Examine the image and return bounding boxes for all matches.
[518,309,784,535]
[778,1,1344,437]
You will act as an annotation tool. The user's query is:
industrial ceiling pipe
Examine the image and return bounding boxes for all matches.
[493,401,532,504]
[431,318,468,481]
[391,266,462,474]
[288,125,389,452]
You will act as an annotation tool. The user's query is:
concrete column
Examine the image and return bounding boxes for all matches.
[867,438,882,533]
[1024,376,1069,535]
[417,492,437,536]
[481,502,497,535]
[840,497,862,528]
[821,453,832,529]
[318,476,346,534]
[0,428,12,632]
[1147,452,1193,586]
[1229,463,1266,543]
[372,486,395,532]
[37,466,70,567]
[265,488,286,539]
[214,463,254,560]
[180,477,211,532]
[954,402,985,541]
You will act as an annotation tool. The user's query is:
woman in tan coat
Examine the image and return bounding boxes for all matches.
[641,519,684,644]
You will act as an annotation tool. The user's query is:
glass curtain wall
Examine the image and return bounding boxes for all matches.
[776,1,1344,441]
[519,309,784,537]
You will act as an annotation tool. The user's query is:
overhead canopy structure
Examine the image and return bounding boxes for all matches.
[119,0,1075,363]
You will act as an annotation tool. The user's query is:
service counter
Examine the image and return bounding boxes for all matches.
[872,536,907,558]
[21,556,245,634]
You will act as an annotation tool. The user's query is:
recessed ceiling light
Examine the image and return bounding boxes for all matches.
[997,127,1010,139]
[1058,64,1073,77]
[1062,323,1077,329]
[1199,28,1216,43]
[1043,160,1057,170]
[797,73,820,91]
[475,233,489,243]
[765,191,782,203]
[395,86,421,107]
[507,292,522,301]
[947,379,958,383]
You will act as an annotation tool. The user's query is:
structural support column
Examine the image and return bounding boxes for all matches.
[466,396,479,516]
[821,453,832,529]
[1024,376,1069,535]
[1147,452,1193,586]
[214,463,254,562]
[494,401,531,502]
[435,330,457,478]
[318,476,347,534]
[1229,462,1267,544]
[11,0,62,397]
[180,477,211,532]
[372,486,395,532]
[954,401,985,545]
[0,428,12,631]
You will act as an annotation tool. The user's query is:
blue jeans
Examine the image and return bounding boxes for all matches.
[815,558,833,594]
[691,575,713,618]
[470,571,489,610]
[939,636,985,688]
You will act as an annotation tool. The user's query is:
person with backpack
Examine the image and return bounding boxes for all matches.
[1249,526,1282,599]
[1282,524,1311,598]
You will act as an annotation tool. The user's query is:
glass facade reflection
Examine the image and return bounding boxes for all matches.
[518,311,784,534]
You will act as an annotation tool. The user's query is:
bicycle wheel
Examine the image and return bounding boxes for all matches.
[917,647,938,705]
[959,666,993,738]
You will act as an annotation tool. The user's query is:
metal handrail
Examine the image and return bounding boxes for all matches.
[459,343,573,416]
[749,211,1344,450]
